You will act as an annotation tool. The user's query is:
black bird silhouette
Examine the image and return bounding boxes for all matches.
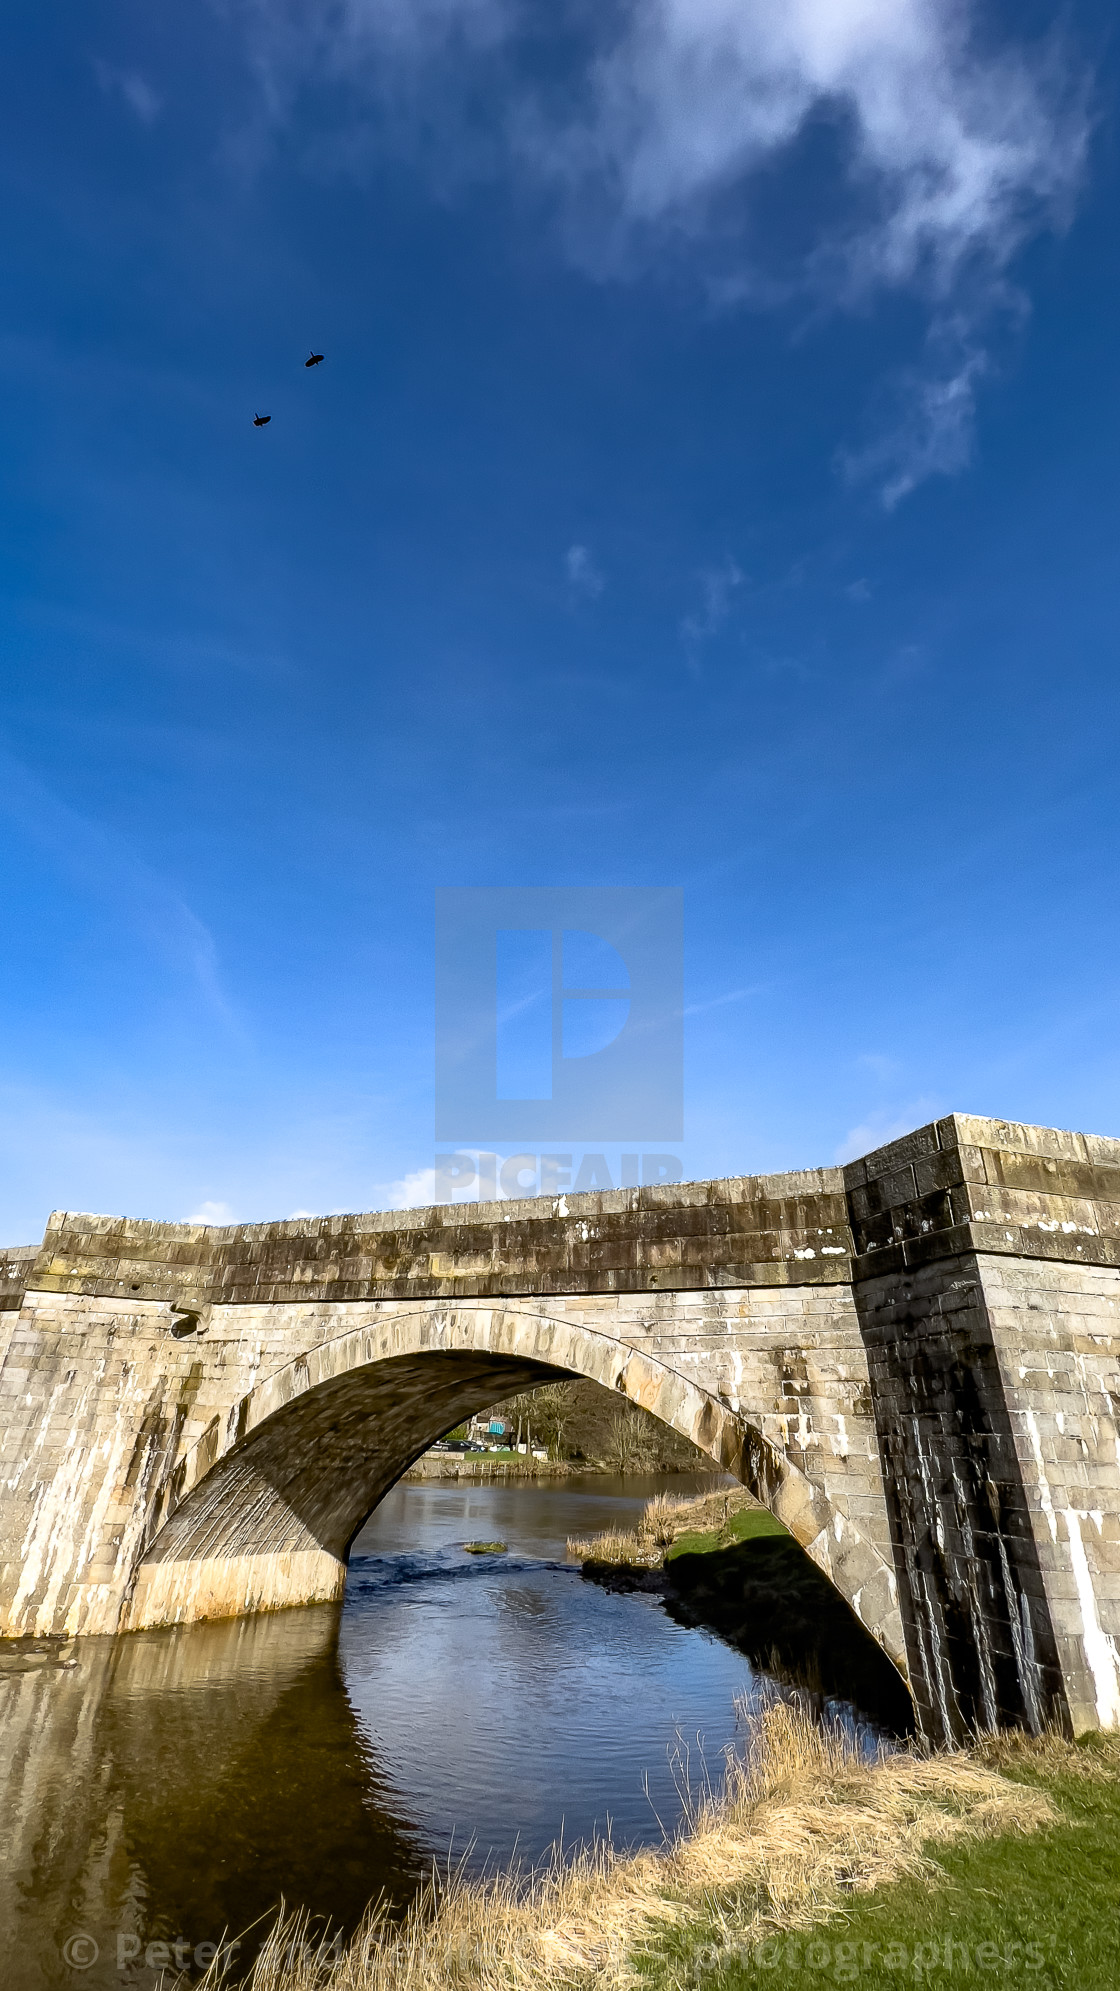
[253,413,271,427]
[305,351,324,367]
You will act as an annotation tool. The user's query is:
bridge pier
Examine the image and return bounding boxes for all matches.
[2,1114,1118,1744]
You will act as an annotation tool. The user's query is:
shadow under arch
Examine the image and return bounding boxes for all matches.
[122,1304,908,1690]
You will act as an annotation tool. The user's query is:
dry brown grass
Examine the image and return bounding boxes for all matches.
[199,1700,1059,1991]
[975,1724,1120,1782]
[566,1485,756,1566]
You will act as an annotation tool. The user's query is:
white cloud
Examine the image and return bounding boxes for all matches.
[554,3,1080,284]
[186,1199,238,1225]
[236,2,1087,501]
[565,543,605,598]
[381,1165,439,1209]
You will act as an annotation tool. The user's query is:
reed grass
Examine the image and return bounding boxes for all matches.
[566,1486,761,1567]
[196,1699,1063,1991]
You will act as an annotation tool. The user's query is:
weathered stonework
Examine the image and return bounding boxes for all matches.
[2,1115,1119,1743]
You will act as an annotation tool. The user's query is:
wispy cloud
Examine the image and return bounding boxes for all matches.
[238,1,1088,500]
[93,59,163,126]
[0,746,240,1031]
[840,338,991,508]
[681,556,743,671]
[684,984,760,1017]
[565,543,605,599]
[835,1098,944,1164]
[855,1052,903,1083]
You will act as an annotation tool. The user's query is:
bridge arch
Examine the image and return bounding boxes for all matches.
[122,1302,907,1684]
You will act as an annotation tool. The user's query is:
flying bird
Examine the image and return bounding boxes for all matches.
[305,351,324,367]
[253,413,271,427]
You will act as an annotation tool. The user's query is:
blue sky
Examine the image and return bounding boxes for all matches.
[1,1,1118,1239]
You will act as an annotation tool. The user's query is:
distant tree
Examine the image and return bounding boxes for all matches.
[607,1405,660,1474]
[473,1378,709,1472]
[527,1383,573,1459]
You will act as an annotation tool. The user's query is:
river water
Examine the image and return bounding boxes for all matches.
[1,1473,871,1990]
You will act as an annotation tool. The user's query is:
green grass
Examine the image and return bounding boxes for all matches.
[665,1506,789,1560]
[636,1742,1120,1991]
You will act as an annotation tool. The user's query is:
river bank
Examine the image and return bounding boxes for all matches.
[194,1704,1120,1991]
[402,1452,727,1482]
[402,1451,575,1481]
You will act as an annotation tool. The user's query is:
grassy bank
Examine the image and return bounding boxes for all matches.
[566,1486,775,1567]
[634,1729,1120,1991]
[197,1704,1120,1991]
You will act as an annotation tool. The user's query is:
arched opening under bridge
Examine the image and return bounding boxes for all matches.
[123,1308,911,1731]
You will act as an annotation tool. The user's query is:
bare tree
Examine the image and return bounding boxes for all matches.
[607,1405,659,1474]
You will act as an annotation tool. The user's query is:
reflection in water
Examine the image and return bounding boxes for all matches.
[1,1608,425,1991]
[1,1475,882,1991]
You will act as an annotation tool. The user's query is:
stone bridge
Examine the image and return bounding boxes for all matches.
[2,1113,1119,1746]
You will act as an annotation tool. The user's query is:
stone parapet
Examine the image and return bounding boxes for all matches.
[26,1170,854,1307]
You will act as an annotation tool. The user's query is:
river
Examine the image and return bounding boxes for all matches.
[0,1472,881,1990]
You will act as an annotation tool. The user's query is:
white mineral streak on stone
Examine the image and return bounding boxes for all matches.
[1064,1508,1120,1728]
[1024,1409,1059,1541]
[994,1533,1040,1733]
[917,1565,957,1742]
[911,1419,946,1557]
[948,1455,998,1733]
[1016,1590,1044,1730]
